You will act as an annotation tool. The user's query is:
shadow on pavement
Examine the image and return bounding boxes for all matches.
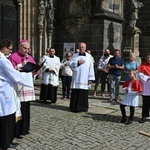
[83,113,121,123]
[31,101,70,112]
[82,112,141,123]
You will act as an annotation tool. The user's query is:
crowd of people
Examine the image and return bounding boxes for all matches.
[39,44,150,125]
[40,42,95,112]
[0,39,150,149]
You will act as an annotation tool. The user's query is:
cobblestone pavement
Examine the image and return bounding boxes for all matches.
[9,81,150,150]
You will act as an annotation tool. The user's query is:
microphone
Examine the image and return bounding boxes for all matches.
[25,54,28,59]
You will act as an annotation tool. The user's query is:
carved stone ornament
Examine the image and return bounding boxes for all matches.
[129,0,143,28]
[123,47,132,57]
[60,0,91,39]
[38,0,45,35]
[17,0,24,6]
[132,27,141,34]
[47,0,54,35]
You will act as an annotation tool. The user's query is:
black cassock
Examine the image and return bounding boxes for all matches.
[70,89,88,112]
[0,113,15,149]
[40,83,57,103]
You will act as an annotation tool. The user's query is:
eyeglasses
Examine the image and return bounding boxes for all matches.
[21,45,30,50]
[7,47,13,50]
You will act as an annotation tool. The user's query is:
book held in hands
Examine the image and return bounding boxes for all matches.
[21,59,46,72]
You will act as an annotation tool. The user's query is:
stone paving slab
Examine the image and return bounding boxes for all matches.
[8,81,150,150]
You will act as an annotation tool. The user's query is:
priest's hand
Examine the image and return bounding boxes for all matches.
[126,88,129,93]
[64,62,68,66]
[78,59,85,65]
[22,59,28,67]
[48,68,54,72]
[17,68,23,71]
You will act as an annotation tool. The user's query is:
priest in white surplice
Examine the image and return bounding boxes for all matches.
[40,47,60,103]
[0,40,33,150]
[69,42,95,112]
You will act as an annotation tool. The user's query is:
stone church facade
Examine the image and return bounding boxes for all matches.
[0,0,149,63]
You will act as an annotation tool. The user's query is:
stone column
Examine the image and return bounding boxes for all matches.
[47,27,53,48]
[132,28,141,64]
[38,0,45,57]
[17,0,24,42]
[124,0,143,64]
[124,27,141,64]
[47,0,54,48]
[27,0,31,43]
[23,0,27,39]
[17,0,32,42]
[131,28,141,56]
[31,0,36,57]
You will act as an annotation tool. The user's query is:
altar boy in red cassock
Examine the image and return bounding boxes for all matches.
[138,54,150,123]
[120,70,142,125]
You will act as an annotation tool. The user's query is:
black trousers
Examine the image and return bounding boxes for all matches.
[142,96,150,117]
[120,104,135,120]
[94,70,108,92]
[0,113,15,149]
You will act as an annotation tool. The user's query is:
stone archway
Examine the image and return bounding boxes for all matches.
[0,0,18,47]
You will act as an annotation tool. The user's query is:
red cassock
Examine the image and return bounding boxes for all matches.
[123,79,142,92]
[138,62,150,76]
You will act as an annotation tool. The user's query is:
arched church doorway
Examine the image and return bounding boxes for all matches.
[0,0,18,48]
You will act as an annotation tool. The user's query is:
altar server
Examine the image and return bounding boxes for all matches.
[40,47,60,103]
[0,39,33,150]
[120,70,142,125]
[138,54,150,123]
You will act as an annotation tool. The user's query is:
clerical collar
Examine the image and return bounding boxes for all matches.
[50,55,54,58]
[79,53,86,56]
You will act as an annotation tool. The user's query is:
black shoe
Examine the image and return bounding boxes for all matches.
[139,117,146,123]
[66,96,70,99]
[10,142,19,148]
[83,109,88,112]
[119,117,127,123]
[0,147,7,150]
[61,96,65,99]
[15,136,23,139]
[114,97,119,102]
[120,120,126,123]
[50,101,56,104]
[43,101,49,104]
[26,131,30,134]
[125,120,132,125]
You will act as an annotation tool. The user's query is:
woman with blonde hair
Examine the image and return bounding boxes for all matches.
[124,53,139,81]
[60,52,73,99]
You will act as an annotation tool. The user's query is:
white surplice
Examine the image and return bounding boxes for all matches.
[121,82,140,107]
[69,52,95,90]
[138,72,150,96]
[0,52,33,116]
[42,55,60,86]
